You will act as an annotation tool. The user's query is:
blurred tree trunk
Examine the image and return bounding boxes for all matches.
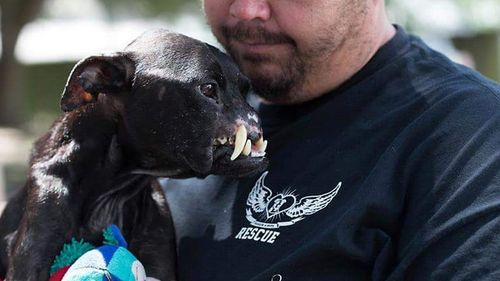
[0,0,45,126]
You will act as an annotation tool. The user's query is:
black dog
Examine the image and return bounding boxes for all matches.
[0,29,268,281]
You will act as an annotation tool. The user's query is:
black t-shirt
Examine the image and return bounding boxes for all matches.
[162,26,500,281]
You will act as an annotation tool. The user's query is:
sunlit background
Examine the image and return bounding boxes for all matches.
[0,0,499,205]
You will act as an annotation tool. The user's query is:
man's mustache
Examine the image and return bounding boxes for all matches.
[221,22,295,45]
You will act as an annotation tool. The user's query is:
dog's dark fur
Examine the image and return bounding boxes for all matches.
[0,29,267,281]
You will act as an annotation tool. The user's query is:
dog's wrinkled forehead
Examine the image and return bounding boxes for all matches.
[125,29,218,82]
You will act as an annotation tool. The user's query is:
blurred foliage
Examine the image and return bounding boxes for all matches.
[5,164,28,197]
[99,0,201,18]
[387,0,500,33]
[0,0,46,126]
[22,62,74,120]
[456,0,500,31]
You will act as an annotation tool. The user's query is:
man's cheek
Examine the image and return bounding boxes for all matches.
[203,1,228,24]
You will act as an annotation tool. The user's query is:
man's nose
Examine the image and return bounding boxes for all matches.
[229,0,271,22]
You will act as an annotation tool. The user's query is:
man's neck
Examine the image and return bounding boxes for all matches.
[271,7,396,105]
[306,26,395,102]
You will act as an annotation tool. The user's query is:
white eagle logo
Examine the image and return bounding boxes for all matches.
[245,171,342,229]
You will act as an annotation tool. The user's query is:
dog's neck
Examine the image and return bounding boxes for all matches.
[29,105,160,236]
[30,105,151,209]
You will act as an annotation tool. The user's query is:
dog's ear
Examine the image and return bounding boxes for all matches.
[60,53,135,112]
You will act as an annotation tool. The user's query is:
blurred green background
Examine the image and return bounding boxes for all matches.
[0,0,499,201]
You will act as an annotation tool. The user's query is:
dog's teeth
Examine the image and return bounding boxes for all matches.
[250,150,266,157]
[231,125,247,160]
[242,139,251,156]
[261,140,268,152]
[217,137,227,145]
[255,137,268,152]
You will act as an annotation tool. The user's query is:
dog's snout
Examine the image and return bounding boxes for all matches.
[235,119,262,142]
[244,112,263,140]
[248,130,262,142]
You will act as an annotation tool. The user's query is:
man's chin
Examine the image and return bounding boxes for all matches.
[232,39,290,54]
[246,73,295,103]
[241,60,282,78]
[228,54,303,103]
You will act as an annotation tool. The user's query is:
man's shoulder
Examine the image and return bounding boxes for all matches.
[386,34,500,111]
[409,35,498,92]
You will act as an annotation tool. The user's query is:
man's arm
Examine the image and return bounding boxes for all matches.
[390,88,500,280]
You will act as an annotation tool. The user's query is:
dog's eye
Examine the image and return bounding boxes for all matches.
[199,83,218,101]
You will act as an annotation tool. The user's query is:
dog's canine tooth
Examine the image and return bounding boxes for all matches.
[231,125,247,160]
[255,137,268,153]
[261,140,268,152]
[242,139,252,156]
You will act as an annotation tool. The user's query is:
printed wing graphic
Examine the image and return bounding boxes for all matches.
[286,182,342,218]
[247,171,272,212]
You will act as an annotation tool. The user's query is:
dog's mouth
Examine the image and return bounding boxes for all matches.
[208,124,269,177]
[132,125,269,179]
[213,124,268,160]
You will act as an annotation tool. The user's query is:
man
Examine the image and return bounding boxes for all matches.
[164,0,500,280]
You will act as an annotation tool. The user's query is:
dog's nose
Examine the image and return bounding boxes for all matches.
[235,114,263,142]
[248,130,261,141]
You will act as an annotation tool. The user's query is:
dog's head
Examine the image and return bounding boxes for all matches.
[60,29,268,178]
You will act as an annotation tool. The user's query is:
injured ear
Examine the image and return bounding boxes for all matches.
[60,53,135,112]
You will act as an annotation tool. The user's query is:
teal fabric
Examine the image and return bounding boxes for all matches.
[62,246,146,281]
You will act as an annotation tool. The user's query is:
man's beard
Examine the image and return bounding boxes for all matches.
[240,50,306,102]
[220,23,306,102]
